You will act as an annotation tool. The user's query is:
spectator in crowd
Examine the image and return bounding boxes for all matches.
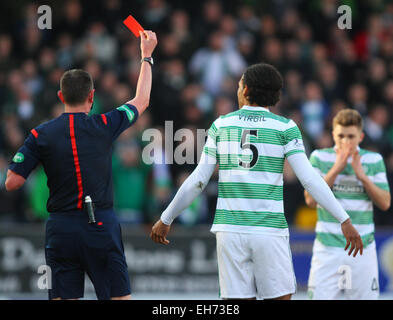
[143,0,171,31]
[300,81,329,143]
[383,79,393,108]
[348,83,368,116]
[367,58,388,104]
[261,37,284,72]
[194,0,223,44]
[317,61,342,105]
[237,5,260,34]
[0,35,15,73]
[363,105,390,152]
[57,0,85,38]
[189,30,246,97]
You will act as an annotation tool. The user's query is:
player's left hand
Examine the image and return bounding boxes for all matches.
[351,151,367,181]
[150,219,171,245]
[341,218,363,257]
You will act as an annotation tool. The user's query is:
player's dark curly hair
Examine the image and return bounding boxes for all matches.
[242,63,283,107]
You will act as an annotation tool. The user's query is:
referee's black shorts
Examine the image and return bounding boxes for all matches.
[45,208,131,300]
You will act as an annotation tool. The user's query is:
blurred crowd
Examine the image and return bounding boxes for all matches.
[0,0,393,227]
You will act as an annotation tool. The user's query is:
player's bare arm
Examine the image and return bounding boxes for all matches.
[351,151,391,211]
[5,169,26,191]
[127,30,157,116]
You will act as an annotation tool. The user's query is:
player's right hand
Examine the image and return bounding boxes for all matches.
[140,30,157,58]
[333,145,351,173]
[150,219,170,245]
[341,218,363,257]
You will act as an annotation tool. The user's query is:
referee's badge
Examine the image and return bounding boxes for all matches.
[12,152,24,163]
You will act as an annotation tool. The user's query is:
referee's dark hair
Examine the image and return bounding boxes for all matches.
[243,63,283,107]
[60,69,93,105]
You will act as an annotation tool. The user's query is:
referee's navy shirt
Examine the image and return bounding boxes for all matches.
[9,104,139,213]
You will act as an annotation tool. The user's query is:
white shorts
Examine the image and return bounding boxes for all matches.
[308,239,379,300]
[216,231,296,299]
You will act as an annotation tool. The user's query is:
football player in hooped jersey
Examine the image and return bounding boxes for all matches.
[305,109,391,300]
[151,63,362,300]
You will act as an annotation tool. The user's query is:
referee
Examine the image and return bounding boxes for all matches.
[5,30,157,300]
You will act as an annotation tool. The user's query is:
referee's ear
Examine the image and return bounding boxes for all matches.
[87,89,95,104]
[57,90,65,104]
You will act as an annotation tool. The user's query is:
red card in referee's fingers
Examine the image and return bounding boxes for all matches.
[123,15,145,37]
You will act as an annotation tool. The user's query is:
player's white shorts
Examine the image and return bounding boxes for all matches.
[216,231,297,299]
[308,239,379,300]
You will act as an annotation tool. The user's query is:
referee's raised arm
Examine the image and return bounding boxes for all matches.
[126,30,157,116]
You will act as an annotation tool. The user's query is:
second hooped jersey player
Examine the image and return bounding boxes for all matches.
[307,147,390,299]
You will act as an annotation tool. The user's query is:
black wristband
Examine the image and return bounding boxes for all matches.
[141,57,154,66]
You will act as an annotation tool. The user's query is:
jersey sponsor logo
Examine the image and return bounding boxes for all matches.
[333,184,365,193]
[13,152,24,163]
[333,177,365,193]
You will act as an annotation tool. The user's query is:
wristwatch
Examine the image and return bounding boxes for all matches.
[141,57,154,66]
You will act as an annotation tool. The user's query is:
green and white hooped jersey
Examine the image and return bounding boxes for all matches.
[204,106,305,236]
[309,147,390,248]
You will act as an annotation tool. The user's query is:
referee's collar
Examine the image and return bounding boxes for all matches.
[241,105,270,112]
[63,112,88,115]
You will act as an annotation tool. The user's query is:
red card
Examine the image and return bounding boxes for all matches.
[123,15,144,37]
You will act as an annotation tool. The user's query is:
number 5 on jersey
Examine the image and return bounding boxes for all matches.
[239,129,258,169]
